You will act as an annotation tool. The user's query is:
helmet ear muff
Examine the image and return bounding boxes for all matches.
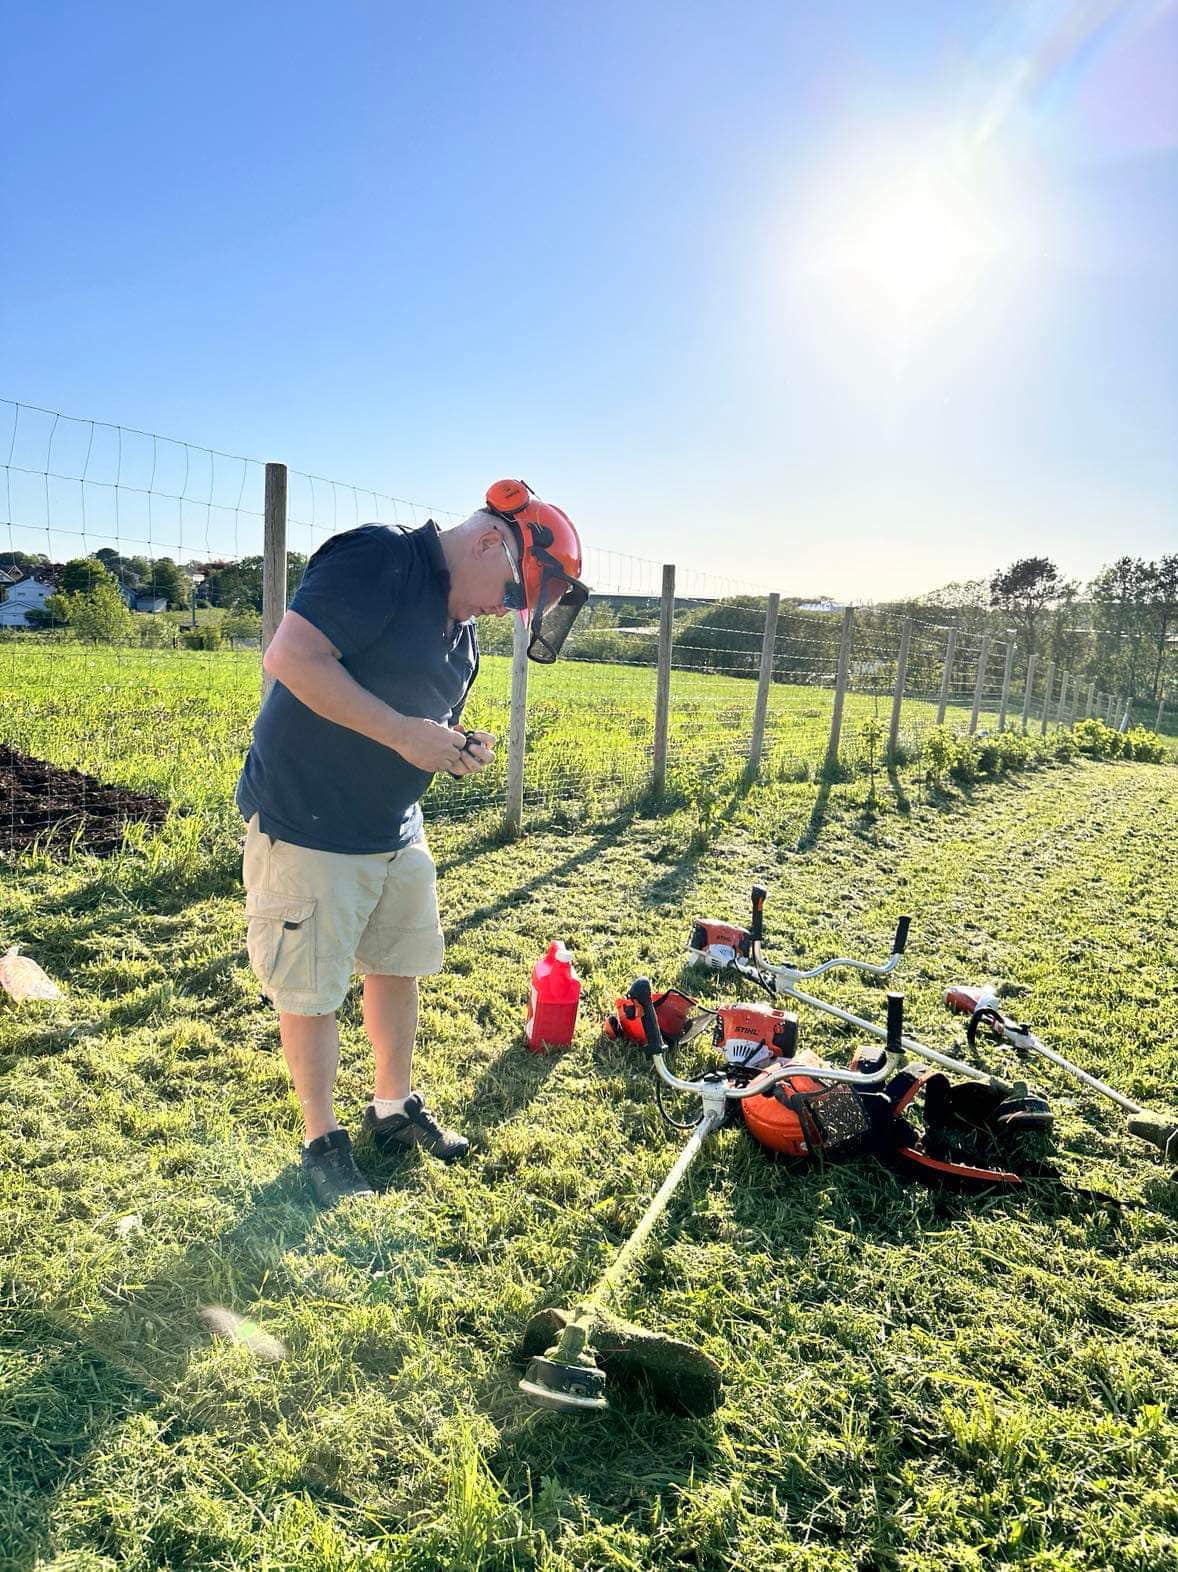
[486,479,533,517]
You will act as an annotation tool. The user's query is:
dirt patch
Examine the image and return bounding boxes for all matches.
[0,745,169,855]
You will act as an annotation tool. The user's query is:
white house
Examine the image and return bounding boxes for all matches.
[0,573,57,627]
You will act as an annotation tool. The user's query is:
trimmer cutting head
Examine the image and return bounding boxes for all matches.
[519,1352,608,1411]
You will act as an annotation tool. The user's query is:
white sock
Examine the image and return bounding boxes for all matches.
[372,1095,411,1119]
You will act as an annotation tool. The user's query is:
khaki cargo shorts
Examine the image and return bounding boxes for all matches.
[242,815,444,1015]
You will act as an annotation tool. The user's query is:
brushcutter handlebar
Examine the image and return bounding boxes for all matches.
[627,978,665,1058]
[764,931,910,985]
[887,991,904,1050]
[750,885,767,945]
[733,896,912,988]
[625,976,895,1103]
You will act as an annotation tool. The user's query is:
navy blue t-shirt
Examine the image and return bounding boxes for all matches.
[236,521,478,853]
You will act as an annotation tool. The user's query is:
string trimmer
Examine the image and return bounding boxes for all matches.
[518,979,900,1414]
[520,971,1040,1415]
[688,889,1050,1137]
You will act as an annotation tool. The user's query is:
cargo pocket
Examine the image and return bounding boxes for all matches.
[245,890,318,995]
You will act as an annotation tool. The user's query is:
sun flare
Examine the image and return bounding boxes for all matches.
[795,135,1042,345]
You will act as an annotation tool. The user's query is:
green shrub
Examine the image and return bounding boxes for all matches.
[179,624,222,651]
[974,737,1003,775]
[1123,726,1167,763]
[138,614,175,648]
[949,737,979,783]
[222,605,262,641]
[1072,717,1119,758]
[1051,727,1079,762]
[923,725,956,784]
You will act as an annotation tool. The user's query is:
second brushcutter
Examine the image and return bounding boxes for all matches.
[946,985,1178,1162]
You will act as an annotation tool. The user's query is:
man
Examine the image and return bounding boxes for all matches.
[237,480,587,1206]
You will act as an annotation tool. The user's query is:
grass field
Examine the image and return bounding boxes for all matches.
[2,745,1176,1569]
[4,640,1140,844]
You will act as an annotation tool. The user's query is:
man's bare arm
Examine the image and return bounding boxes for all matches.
[262,610,473,775]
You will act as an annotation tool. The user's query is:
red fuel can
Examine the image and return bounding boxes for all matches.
[526,942,581,1053]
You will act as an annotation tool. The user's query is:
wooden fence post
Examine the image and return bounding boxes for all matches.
[888,616,911,759]
[936,626,957,726]
[1040,661,1054,737]
[1084,681,1095,719]
[997,637,1015,732]
[823,606,854,776]
[1057,671,1070,730]
[261,461,288,701]
[748,591,780,777]
[1119,697,1131,732]
[969,634,990,735]
[503,614,529,838]
[651,564,676,796]
[1156,695,1166,731]
[1105,692,1115,725]
[1020,651,1037,734]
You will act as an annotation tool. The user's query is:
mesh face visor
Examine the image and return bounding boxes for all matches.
[528,568,588,664]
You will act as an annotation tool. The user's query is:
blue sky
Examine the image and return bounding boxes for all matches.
[3,1,1175,598]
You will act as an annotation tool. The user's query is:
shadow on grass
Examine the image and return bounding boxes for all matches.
[886,760,911,815]
[0,1164,338,1569]
[440,808,640,948]
[796,775,835,852]
[463,1038,567,1133]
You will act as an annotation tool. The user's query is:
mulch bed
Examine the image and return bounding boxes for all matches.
[0,744,170,855]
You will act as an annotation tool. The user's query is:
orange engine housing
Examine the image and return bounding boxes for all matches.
[714,1003,796,1068]
[739,1048,835,1157]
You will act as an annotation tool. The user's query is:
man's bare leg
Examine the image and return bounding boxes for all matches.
[363,973,418,1101]
[279,1011,341,1143]
[361,973,468,1161]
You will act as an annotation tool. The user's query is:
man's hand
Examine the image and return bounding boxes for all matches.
[446,728,496,778]
[392,717,474,774]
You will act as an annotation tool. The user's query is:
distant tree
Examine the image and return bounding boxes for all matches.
[222,604,262,641]
[208,552,306,613]
[46,579,137,644]
[675,597,769,677]
[920,578,988,610]
[0,550,45,573]
[1047,582,1086,673]
[1089,557,1152,698]
[989,558,1072,659]
[92,548,142,591]
[1145,555,1178,702]
[61,556,114,594]
[143,557,190,609]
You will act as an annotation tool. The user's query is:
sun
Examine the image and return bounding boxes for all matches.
[847,180,985,317]
[793,136,1038,344]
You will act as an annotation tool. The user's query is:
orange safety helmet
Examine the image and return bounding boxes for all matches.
[484,479,589,663]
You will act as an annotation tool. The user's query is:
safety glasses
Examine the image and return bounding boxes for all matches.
[500,536,527,613]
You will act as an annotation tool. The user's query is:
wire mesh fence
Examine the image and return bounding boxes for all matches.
[2,396,1169,856]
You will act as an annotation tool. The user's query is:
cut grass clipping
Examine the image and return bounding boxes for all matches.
[1,759,1176,1569]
